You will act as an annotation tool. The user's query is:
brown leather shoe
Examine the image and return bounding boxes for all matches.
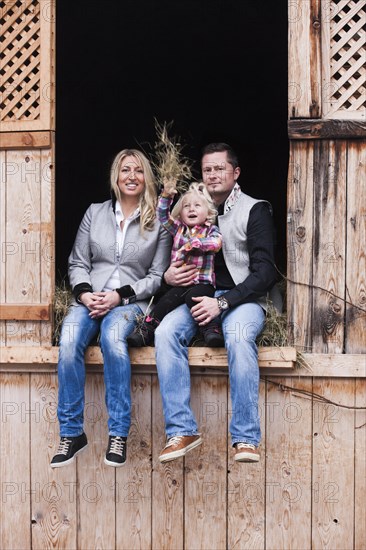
[234,443,260,462]
[159,435,202,463]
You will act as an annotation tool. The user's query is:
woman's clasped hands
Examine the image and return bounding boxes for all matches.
[79,290,121,319]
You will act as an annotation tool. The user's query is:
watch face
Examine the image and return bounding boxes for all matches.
[219,297,229,310]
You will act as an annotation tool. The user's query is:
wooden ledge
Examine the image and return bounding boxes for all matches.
[0,346,365,377]
[0,345,296,374]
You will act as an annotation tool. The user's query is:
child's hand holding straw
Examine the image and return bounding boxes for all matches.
[162,177,178,198]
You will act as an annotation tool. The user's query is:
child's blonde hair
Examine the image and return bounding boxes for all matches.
[171,182,217,224]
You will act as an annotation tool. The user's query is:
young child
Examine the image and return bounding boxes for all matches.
[127,179,224,347]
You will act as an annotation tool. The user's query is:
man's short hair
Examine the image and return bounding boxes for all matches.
[201,143,239,169]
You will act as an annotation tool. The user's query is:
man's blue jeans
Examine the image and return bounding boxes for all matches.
[57,303,141,437]
[154,293,265,446]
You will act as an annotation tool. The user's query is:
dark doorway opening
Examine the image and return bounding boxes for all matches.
[56,0,288,278]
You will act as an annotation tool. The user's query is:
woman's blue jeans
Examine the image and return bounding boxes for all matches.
[57,303,141,437]
[154,293,265,446]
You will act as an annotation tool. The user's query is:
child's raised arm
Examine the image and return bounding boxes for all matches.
[157,179,180,236]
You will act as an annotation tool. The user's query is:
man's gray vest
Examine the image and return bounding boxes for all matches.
[217,192,282,312]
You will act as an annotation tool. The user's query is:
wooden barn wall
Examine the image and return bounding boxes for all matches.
[287,139,366,354]
[287,0,366,353]
[0,146,55,346]
[0,0,56,342]
[0,371,365,550]
[1,1,365,549]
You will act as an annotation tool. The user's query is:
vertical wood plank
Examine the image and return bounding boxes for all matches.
[0,151,6,346]
[78,374,115,550]
[312,140,346,353]
[185,375,227,550]
[116,374,152,550]
[227,379,266,550]
[265,378,312,550]
[320,0,332,120]
[288,0,321,118]
[40,146,55,345]
[312,378,355,550]
[30,372,77,550]
[5,149,42,346]
[151,375,184,550]
[355,379,366,550]
[0,373,31,550]
[287,141,314,352]
[345,141,366,353]
[39,0,55,131]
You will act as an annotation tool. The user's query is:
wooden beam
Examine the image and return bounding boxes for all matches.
[298,353,366,377]
[0,131,53,149]
[288,119,366,140]
[0,345,296,366]
[0,346,365,377]
[0,304,51,321]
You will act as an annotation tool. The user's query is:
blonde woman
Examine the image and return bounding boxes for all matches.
[51,149,171,468]
[127,180,223,348]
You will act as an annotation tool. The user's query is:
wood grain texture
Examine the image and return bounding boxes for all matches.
[354,379,366,550]
[0,369,365,549]
[30,373,77,550]
[265,378,312,550]
[0,131,53,149]
[312,140,346,353]
[5,149,42,345]
[1,347,365,377]
[40,146,54,345]
[116,374,152,550]
[185,376,227,550]
[287,141,314,351]
[288,0,321,118]
[0,373,31,550]
[0,304,51,320]
[345,141,366,353]
[312,378,355,550]
[288,119,366,140]
[78,374,115,550]
[151,375,184,549]
[227,380,266,550]
[0,151,6,347]
[0,345,297,367]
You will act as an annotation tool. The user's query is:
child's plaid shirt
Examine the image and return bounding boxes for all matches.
[157,195,222,286]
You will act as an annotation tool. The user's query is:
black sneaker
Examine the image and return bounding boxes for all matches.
[50,433,88,468]
[201,320,225,347]
[104,436,127,467]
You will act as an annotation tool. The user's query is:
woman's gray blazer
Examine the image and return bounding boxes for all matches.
[68,200,172,313]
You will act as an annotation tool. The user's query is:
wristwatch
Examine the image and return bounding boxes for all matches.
[217,296,229,311]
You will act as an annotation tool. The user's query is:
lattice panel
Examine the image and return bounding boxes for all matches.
[0,0,41,122]
[325,0,366,119]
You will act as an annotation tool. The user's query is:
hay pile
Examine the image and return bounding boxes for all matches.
[53,279,73,345]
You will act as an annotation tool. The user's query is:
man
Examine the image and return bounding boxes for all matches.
[155,143,277,463]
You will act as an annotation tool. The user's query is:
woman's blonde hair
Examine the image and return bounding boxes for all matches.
[171,182,217,224]
[110,148,157,231]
